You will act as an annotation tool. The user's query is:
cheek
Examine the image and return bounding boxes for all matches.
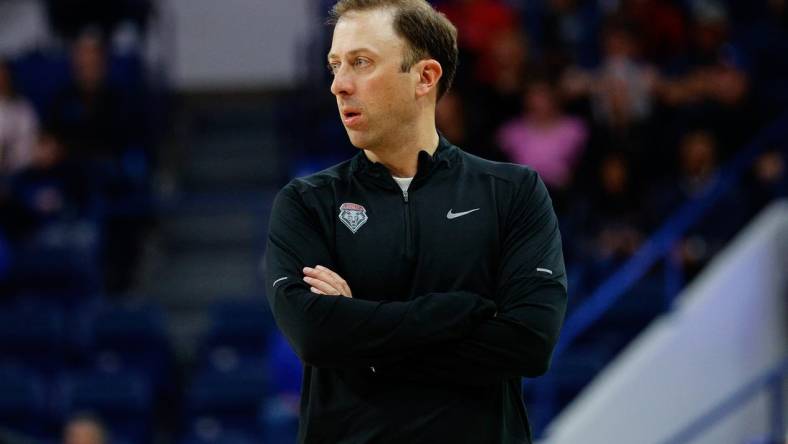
[363,74,413,111]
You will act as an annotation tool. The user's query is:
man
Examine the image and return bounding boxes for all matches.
[264,1,567,443]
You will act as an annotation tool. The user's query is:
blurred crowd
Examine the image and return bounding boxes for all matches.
[0,0,160,299]
[426,0,788,296]
[0,4,164,437]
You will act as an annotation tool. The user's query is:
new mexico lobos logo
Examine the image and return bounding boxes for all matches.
[338,202,368,234]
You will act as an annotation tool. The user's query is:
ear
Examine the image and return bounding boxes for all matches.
[414,59,442,99]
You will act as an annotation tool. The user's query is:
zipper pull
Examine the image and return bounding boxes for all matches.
[402,189,409,202]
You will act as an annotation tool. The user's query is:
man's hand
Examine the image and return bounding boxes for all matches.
[303,265,353,298]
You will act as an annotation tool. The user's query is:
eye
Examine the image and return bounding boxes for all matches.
[327,62,340,76]
[353,57,370,69]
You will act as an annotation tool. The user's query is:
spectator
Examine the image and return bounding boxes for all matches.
[7,129,94,246]
[47,31,131,162]
[562,19,658,132]
[745,148,788,217]
[590,153,644,260]
[0,59,39,176]
[46,31,153,295]
[481,29,530,95]
[619,0,688,65]
[653,129,746,278]
[561,151,644,296]
[497,75,587,194]
[656,1,755,158]
[653,130,719,210]
[63,413,107,444]
[539,0,602,70]
[437,0,527,161]
[45,0,152,43]
[437,0,518,57]
[461,28,530,161]
[560,18,659,178]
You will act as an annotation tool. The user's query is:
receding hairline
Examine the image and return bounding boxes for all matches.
[327,2,415,26]
[327,9,417,64]
[329,3,394,23]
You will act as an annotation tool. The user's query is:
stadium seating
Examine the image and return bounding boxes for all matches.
[0,365,49,437]
[55,369,154,443]
[185,355,269,424]
[0,304,65,374]
[199,300,276,357]
[87,302,173,391]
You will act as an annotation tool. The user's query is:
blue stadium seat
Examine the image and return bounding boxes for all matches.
[88,303,173,391]
[200,300,276,358]
[8,50,71,117]
[10,49,146,118]
[546,345,611,402]
[12,222,102,296]
[107,52,146,92]
[266,331,302,395]
[0,365,48,436]
[259,395,299,444]
[178,419,262,444]
[185,356,269,428]
[0,231,11,283]
[0,305,65,374]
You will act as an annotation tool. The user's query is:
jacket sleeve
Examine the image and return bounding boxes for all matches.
[264,183,497,369]
[376,171,568,387]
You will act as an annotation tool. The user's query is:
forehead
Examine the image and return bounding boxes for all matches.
[328,8,405,58]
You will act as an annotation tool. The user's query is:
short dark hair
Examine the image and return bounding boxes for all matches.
[328,0,458,100]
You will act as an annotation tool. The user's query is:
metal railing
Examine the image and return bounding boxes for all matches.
[555,111,788,358]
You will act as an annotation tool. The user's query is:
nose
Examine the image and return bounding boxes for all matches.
[330,65,354,97]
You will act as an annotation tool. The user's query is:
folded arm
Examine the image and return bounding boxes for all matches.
[264,184,496,369]
[372,172,568,387]
[384,173,567,386]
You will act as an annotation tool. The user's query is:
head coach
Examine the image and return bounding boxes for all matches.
[264,0,568,442]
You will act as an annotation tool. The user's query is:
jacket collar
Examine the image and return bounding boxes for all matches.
[349,134,457,178]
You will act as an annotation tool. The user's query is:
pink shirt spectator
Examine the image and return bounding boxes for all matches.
[0,97,38,174]
[497,116,587,188]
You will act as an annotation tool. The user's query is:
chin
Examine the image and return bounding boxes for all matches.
[346,130,374,150]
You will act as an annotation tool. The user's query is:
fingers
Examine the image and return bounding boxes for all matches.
[302,266,353,298]
[315,265,352,297]
[303,274,340,296]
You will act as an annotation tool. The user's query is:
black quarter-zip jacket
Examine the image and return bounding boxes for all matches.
[264,136,567,444]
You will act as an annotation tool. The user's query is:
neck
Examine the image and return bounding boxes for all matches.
[363,116,439,178]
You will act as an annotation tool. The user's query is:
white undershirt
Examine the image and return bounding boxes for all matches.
[392,176,414,193]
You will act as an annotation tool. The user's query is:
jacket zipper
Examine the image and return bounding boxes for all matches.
[401,187,413,259]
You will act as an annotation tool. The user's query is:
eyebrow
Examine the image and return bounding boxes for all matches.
[327,48,377,61]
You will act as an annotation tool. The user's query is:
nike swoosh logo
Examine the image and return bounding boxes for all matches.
[446,208,480,220]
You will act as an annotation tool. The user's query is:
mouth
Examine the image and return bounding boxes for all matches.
[341,110,363,128]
